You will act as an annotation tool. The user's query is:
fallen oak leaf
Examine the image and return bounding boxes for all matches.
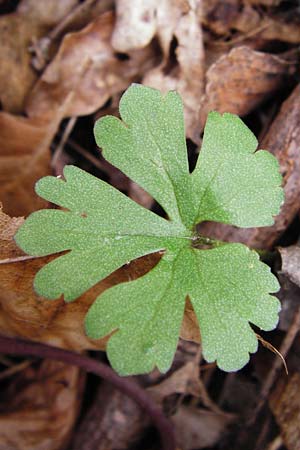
[0,335,176,450]
[198,46,297,131]
[0,360,84,450]
[26,11,159,121]
[0,113,50,216]
[0,12,46,113]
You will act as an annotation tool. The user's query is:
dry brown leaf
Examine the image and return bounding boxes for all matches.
[148,361,201,401]
[198,46,296,130]
[26,11,158,120]
[198,83,300,249]
[0,359,84,450]
[17,0,78,27]
[0,207,160,351]
[279,246,300,289]
[270,372,300,450]
[180,298,200,343]
[172,405,231,450]
[71,381,149,450]
[0,81,81,217]
[0,113,51,217]
[0,13,46,113]
[202,1,300,44]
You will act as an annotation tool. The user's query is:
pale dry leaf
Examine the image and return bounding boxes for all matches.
[111,0,204,139]
[18,0,78,27]
[279,246,300,289]
[148,361,201,401]
[26,11,159,120]
[143,0,205,140]
[0,360,84,450]
[112,0,158,52]
[198,46,296,130]
[172,405,231,450]
[0,13,46,112]
[0,208,160,351]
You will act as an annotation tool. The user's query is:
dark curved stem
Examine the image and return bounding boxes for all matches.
[0,335,175,450]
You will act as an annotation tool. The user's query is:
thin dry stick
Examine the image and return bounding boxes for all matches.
[0,335,176,450]
[248,306,300,426]
[266,435,283,450]
[52,116,77,169]
[253,414,271,450]
[67,138,106,171]
[0,360,32,381]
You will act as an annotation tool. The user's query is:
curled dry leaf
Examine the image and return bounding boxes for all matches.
[199,83,300,249]
[0,359,84,450]
[0,12,46,113]
[270,372,300,450]
[198,46,296,130]
[26,11,159,120]
[148,361,201,401]
[112,0,204,139]
[279,246,300,289]
[202,0,300,44]
[0,207,160,351]
[142,0,205,140]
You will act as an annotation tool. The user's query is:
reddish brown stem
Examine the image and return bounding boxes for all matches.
[0,335,175,450]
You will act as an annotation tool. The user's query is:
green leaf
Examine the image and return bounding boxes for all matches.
[192,112,284,227]
[15,165,188,301]
[15,84,283,375]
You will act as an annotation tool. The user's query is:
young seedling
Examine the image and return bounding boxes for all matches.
[15,84,284,376]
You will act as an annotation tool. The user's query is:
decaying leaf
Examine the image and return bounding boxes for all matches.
[148,361,201,401]
[0,360,84,450]
[112,0,204,140]
[270,372,300,450]
[279,246,300,289]
[199,83,300,249]
[0,206,158,351]
[17,0,78,27]
[0,12,45,112]
[202,0,300,44]
[71,381,149,450]
[198,46,296,130]
[172,405,232,450]
[26,11,159,120]
[0,113,51,216]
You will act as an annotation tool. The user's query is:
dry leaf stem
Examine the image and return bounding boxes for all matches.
[0,334,176,450]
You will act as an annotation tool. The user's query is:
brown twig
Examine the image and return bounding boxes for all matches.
[0,335,176,450]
